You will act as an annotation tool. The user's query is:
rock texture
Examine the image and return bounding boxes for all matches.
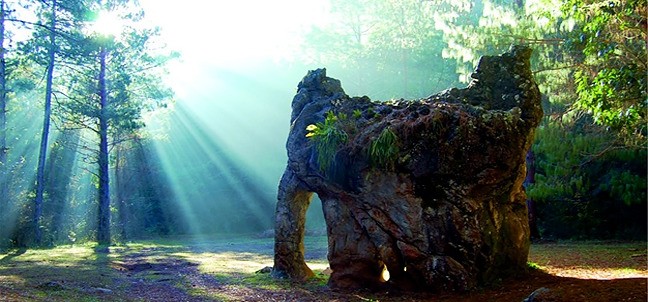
[273,46,543,292]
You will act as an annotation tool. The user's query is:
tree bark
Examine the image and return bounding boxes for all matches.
[114,133,127,240]
[525,149,540,240]
[97,45,111,246]
[0,0,8,229]
[34,0,57,246]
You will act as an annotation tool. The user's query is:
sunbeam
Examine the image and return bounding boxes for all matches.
[148,103,280,236]
[0,0,644,301]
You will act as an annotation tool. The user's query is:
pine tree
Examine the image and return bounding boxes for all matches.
[0,0,8,237]
[33,0,59,246]
[54,1,173,246]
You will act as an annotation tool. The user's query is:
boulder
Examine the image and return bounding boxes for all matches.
[273,45,543,291]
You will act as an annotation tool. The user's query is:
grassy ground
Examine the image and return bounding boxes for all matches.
[0,236,646,301]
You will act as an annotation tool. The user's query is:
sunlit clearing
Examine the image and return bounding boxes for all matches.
[175,251,272,275]
[539,265,648,280]
[28,245,95,266]
[529,243,648,281]
[0,275,26,285]
[172,251,327,276]
[42,245,94,258]
[0,245,95,267]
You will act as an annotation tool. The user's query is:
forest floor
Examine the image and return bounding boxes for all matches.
[0,236,646,302]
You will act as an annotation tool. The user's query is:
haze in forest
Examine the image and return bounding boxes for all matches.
[134,0,450,235]
[137,0,337,234]
[0,0,644,248]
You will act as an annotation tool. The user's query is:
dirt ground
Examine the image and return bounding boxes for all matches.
[0,237,646,301]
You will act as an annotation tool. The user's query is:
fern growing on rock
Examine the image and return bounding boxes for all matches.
[368,127,399,170]
[305,111,348,172]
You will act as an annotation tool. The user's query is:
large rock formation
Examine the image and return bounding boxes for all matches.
[273,46,543,292]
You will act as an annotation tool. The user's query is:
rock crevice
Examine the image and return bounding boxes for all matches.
[273,46,543,291]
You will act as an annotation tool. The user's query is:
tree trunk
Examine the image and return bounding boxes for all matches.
[97,46,111,246]
[0,0,8,230]
[48,130,78,243]
[525,149,540,239]
[34,0,57,246]
[114,134,127,241]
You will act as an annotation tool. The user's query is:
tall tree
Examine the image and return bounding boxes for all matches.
[114,130,127,239]
[0,0,30,247]
[0,0,8,232]
[96,39,109,245]
[21,0,90,245]
[55,1,173,245]
[33,0,58,245]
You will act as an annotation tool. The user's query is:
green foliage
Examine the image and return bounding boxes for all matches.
[305,111,349,172]
[41,3,174,138]
[435,0,646,144]
[606,169,647,206]
[528,117,646,239]
[426,0,646,239]
[368,127,399,170]
[564,0,647,141]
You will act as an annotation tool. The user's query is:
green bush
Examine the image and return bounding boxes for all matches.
[528,117,647,239]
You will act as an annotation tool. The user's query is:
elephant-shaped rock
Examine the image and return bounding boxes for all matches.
[273,45,543,292]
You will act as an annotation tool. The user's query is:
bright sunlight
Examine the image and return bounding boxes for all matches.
[0,0,645,301]
[92,10,124,37]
